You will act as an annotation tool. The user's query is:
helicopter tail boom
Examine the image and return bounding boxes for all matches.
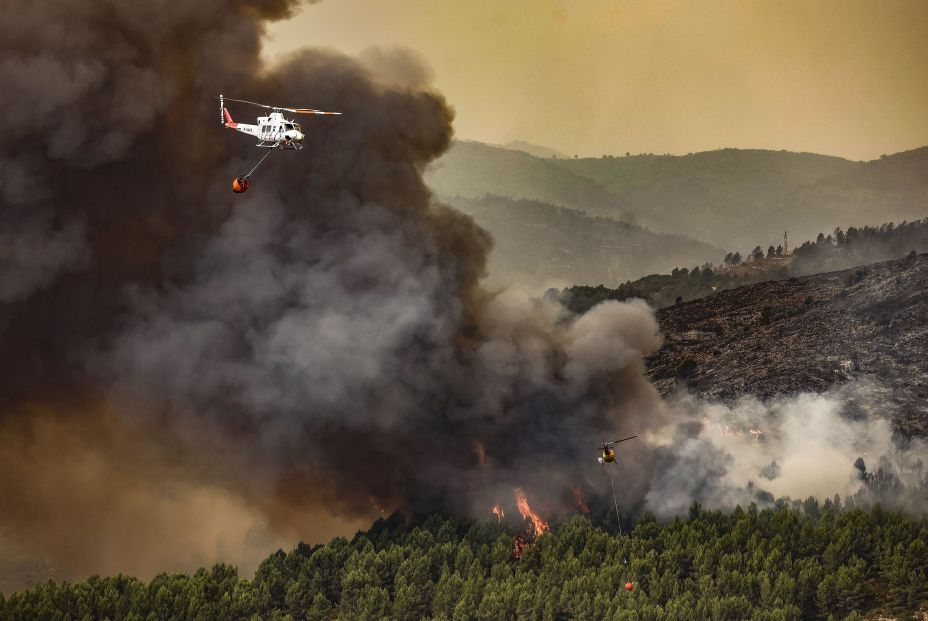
[223,107,237,128]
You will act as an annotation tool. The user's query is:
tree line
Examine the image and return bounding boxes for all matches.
[555,218,928,313]
[790,219,928,275]
[553,262,788,313]
[3,500,926,620]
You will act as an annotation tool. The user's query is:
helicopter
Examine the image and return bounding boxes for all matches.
[588,435,637,465]
[218,94,341,193]
[583,435,637,533]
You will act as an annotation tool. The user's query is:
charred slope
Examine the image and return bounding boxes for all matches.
[646,253,928,435]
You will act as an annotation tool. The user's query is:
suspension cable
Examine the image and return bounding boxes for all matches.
[244,148,274,179]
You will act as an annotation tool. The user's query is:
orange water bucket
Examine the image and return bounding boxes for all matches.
[232,176,249,193]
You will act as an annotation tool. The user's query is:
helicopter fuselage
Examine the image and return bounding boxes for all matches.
[224,110,304,148]
[601,448,616,463]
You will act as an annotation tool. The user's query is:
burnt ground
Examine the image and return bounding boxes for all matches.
[646,253,928,436]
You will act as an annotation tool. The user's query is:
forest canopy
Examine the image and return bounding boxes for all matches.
[3,503,926,620]
[556,218,928,313]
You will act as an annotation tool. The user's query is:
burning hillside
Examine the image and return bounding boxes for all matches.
[2,0,926,591]
[647,253,928,436]
[0,0,662,583]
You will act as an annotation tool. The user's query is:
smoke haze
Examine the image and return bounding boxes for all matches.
[0,0,921,590]
[0,0,667,584]
[647,383,925,517]
[267,0,928,161]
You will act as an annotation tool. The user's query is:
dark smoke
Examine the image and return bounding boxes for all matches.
[1,0,666,582]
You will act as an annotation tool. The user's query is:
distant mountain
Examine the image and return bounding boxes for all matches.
[555,147,928,251]
[426,141,625,218]
[443,194,720,291]
[500,140,568,159]
[428,142,928,253]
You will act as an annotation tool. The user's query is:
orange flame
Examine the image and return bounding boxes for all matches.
[717,424,765,440]
[491,504,505,522]
[573,486,590,513]
[514,488,548,536]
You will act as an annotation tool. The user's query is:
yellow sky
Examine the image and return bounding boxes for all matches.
[265,0,928,160]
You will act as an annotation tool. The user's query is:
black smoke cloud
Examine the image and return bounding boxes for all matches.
[1,0,667,581]
[1,0,919,589]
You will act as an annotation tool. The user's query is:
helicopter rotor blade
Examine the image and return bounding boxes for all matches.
[287,108,342,116]
[605,435,638,446]
[222,97,275,110]
[221,98,342,115]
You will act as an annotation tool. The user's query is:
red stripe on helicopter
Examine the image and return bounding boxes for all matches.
[223,108,238,128]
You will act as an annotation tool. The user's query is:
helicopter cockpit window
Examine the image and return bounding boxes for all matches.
[293,123,301,131]
[284,123,293,130]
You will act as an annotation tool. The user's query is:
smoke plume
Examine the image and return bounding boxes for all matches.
[647,382,927,517]
[0,0,668,584]
[1,0,920,590]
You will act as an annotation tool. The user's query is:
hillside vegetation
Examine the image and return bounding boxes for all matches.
[427,141,622,216]
[4,505,926,620]
[428,142,928,252]
[501,140,567,160]
[445,195,719,289]
[645,253,928,436]
[557,217,928,311]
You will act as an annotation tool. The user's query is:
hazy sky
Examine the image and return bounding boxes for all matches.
[265,0,928,160]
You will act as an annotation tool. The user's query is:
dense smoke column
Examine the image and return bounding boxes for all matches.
[0,0,668,579]
[0,0,310,402]
[3,0,910,590]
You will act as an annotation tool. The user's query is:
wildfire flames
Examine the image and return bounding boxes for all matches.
[716,423,764,440]
[490,488,564,558]
[514,488,549,536]
[573,486,590,514]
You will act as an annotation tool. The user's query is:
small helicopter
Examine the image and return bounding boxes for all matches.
[592,435,637,465]
[583,435,637,533]
[218,94,342,193]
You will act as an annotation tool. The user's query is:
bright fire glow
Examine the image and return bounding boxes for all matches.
[514,488,548,536]
[717,424,764,440]
[573,486,590,514]
[491,504,505,522]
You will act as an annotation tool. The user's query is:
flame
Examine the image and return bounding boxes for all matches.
[514,488,548,536]
[716,422,765,441]
[491,504,504,522]
[572,486,589,513]
[513,535,526,559]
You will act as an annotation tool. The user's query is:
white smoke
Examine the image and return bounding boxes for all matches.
[645,381,923,516]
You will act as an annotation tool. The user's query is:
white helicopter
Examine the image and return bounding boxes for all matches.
[218,94,341,193]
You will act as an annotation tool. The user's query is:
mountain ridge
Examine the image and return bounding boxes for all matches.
[443,194,721,290]
[427,141,928,252]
